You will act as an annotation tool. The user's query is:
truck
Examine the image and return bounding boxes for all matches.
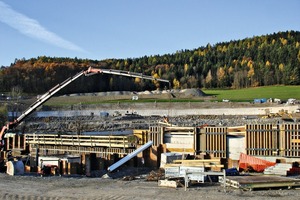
[0,66,170,150]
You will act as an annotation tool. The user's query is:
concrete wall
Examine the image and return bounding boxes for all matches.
[34,105,299,117]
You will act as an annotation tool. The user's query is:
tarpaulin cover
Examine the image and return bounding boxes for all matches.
[239,153,276,172]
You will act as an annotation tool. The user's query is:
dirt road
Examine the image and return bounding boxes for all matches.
[1,173,300,200]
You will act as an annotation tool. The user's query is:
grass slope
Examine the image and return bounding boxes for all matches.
[43,85,300,107]
[203,85,300,102]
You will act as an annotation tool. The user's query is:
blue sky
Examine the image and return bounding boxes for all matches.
[0,0,299,67]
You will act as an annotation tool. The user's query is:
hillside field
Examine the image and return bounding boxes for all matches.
[40,85,300,107]
[202,85,300,102]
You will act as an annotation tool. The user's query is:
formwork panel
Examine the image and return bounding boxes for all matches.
[149,126,163,146]
[202,127,227,158]
[25,134,132,148]
[245,124,279,156]
[29,144,135,158]
[280,124,300,157]
[162,127,196,153]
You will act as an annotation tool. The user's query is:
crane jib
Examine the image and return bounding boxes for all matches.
[0,67,170,148]
[97,69,170,83]
[15,71,86,124]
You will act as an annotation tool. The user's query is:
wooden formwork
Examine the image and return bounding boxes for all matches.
[149,126,163,146]
[280,124,300,157]
[162,126,196,153]
[245,124,279,156]
[133,129,149,145]
[25,134,136,165]
[1,134,27,159]
[25,134,133,148]
[201,127,227,158]
[227,126,246,136]
[4,133,26,151]
[28,144,135,158]
[149,125,197,158]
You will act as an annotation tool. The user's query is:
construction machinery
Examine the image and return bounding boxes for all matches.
[0,67,170,150]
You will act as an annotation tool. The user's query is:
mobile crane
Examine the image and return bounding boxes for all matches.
[0,67,170,150]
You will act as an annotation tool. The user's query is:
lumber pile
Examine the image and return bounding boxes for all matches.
[164,158,224,171]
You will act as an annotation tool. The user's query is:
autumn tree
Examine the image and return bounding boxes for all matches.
[0,31,299,92]
[205,70,213,88]
[216,67,226,87]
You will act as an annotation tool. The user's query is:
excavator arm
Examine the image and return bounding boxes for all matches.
[0,67,170,149]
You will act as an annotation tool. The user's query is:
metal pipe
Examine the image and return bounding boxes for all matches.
[107,140,153,172]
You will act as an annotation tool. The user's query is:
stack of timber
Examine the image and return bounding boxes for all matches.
[164,158,224,171]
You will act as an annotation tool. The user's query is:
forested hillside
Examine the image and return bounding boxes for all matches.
[1,30,299,94]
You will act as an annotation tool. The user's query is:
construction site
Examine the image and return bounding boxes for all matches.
[1,68,300,199]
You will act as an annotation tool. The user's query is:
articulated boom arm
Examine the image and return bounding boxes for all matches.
[0,67,169,148]
[0,69,86,144]
[86,67,170,84]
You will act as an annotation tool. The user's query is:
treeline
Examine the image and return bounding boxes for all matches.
[0,30,300,94]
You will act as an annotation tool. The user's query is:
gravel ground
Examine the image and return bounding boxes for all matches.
[1,172,300,200]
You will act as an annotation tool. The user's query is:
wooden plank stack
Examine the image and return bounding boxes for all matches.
[164,158,224,171]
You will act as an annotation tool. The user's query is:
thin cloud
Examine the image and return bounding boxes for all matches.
[0,1,85,52]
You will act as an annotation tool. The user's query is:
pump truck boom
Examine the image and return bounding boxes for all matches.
[0,67,170,149]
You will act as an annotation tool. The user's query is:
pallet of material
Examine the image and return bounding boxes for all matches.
[165,159,223,169]
[172,159,221,164]
[164,163,224,168]
[219,175,300,190]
